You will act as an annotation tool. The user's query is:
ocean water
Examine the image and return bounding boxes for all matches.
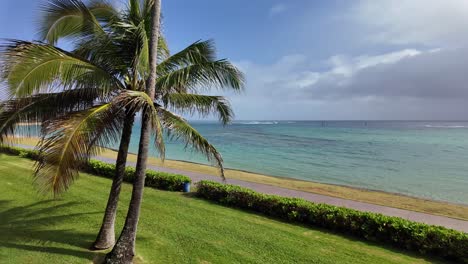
[17,121,468,204]
[126,120,468,204]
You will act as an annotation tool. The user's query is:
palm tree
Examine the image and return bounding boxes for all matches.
[104,1,161,262]
[0,0,244,258]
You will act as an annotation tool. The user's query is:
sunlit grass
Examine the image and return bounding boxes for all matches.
[0,155,447,263]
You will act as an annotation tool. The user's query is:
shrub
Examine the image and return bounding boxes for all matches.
[196,180,468,263]
[0,146,24,156]
[0,146,191,192]
[0,146,40,160]
[84,160,191,191]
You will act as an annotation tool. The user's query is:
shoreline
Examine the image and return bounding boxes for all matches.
[11,137,468,220]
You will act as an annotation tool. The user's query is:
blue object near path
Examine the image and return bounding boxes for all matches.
[183,182,191,193]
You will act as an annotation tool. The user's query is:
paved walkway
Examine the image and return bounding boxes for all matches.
[96,156,468,233]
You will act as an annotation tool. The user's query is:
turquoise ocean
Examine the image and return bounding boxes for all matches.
[19,120,468,204]
[126,120,468,205]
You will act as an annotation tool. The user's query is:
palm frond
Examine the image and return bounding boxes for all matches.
[128,0,142,24]
[35,103,124,196]
[156,40,244,94]
[159,108,225,179]
[157,59,245,94]
[39,0,117,44]
[105,21,168,82]
[71,25,167,80]
[113,90,165,157]
[157,40,216,74]
[88,0,120,23]
[0,100,41,143]
[157,35,170,62]
[141,0,165,51]
[133,22,150,80]
[142,0,155,24]
[164,93,233,125]
[150,107,165,160]
[72,34,128,78]
[0,88,104,144]
[0,40,123,98]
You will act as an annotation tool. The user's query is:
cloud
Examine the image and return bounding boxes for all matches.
[352,0,468,45]
[269,4,287,16]
[227,47,468,120]
[234,49,425,101]
[220,0,468,120]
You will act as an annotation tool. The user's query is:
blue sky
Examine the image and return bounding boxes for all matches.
[2,0,468,120]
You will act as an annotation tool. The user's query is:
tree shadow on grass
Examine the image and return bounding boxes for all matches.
[0,199,105,262]
[182,194,451,264]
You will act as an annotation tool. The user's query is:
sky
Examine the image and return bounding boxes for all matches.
[1,0,468,120]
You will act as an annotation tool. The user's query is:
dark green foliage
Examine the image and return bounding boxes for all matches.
[0,146,40,160]
[0,146,190,192]
[85,159,191,191]
[196,180,468,263]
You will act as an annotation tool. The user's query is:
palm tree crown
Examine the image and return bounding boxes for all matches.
[0,0,244,196]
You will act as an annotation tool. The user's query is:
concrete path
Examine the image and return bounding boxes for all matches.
[95,156,468,233]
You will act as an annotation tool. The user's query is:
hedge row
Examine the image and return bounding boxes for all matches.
[84,159,191,191]
[0,146,191,192]
[0,145,40,159]
[196,180,468,263]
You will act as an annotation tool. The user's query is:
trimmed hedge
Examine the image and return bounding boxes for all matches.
[0,146,191,192]
[84,159,191,191]
[196,180,468,263]
[0,145,40,160]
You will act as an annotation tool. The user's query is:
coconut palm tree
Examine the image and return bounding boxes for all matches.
[33,0,167,250]
[2,0,149,250]
[0,0,244,258]
[105,0,161,262]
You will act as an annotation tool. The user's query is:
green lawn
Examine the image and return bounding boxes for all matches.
[0,155,446,264]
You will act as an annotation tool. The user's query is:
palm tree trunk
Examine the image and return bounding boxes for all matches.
[104,0,161,263]
[104,116,151,263]
[91,111,135,250]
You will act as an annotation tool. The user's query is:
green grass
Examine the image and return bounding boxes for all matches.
[0,155,447,264]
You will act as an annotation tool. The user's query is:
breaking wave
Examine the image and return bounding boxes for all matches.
[424,125,468,128]
[236,121,279,125]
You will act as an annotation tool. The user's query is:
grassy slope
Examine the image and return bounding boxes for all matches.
[13,137,468,220]
[0,155,448,264]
